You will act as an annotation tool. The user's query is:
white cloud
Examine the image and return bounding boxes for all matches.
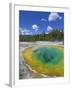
[45,31,49,34]
[47,26,53,31]
[45,26,53,34]
[32,24,39,31]
[41,18,47,22]
[19,28,32,35]
[48,12,62,21]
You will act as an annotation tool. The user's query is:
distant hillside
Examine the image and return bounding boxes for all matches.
[19,29,64,42]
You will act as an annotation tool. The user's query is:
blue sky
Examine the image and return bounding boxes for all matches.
[19,10,64,35]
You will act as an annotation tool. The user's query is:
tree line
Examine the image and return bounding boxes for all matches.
[19,29,64,42]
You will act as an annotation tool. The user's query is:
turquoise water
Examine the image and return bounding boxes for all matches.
[33,47,64,64]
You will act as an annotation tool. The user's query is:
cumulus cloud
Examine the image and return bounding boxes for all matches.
[32,24,39,31]
[19,28,32,35]
[47,26,53,31]
[48,12,62,21]
[45,26,53,34]
[41,18,47,22]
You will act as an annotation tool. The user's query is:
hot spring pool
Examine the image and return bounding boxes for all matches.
[22,45,64,77]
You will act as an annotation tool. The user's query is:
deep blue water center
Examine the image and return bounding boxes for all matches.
[33,47,63,64]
